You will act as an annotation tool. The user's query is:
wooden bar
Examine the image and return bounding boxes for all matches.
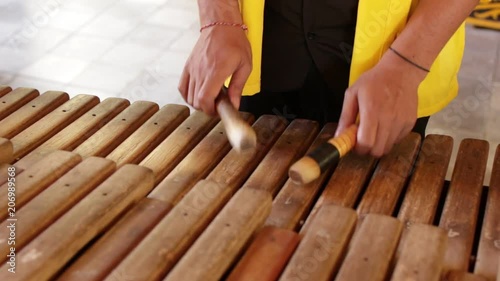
[58,198,172,281]
[0,87,39,121]
[107,180,232,281]
[335,214,403,281]
[475,145,500,280]
[357,133,421,219]
[14,97,129,170]
[206,115,287,190]
[398,135,453,224]
[245,119,319,195]
[148,112,254,204]
[0,138,13,164]
[106,104,190,167]
[390,224,447,281]
[0,150,81,221]
[0,165,154,281]
[140,110,219,184]
[446,271,488,281]
[10,94,100,159]
[73,101,159,158]
[303,149,376,231]
[439,139,489,271]
[107,116,286,281]
[227,226,300,281]
[0,91,69,139]
[312,153,376,208]
[264,123,337,230]
[0,85,11,97]
[163,188,272,281]
[280,205,357,281]
[0,157,116,262]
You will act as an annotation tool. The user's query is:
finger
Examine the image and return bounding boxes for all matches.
[188,78,196,108]
[178,67,190,102]
[395,123,414,144]
[197,76,225,116]
[384,123,403,155]
[355,94,377,155]
[371,121,390,158]
[335,88,359,137]
[227,63,251,109]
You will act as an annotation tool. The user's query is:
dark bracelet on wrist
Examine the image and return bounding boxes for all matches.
[389,47,430,73]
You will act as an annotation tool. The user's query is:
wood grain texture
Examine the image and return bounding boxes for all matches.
[148,112,254,204]
[357,133,421,219]
[0,87,39,122]
[0,85,11,98]
[0,91,69,139]
[0,150,81,221]
[391,224,447,281]
[140,110,218,184]
[439,139,489,272]
[107,116,286,281]
[335,214,403,281]
[445,271,488,281]
[265,123,337,230]
[10,94,100,159]
[280,205,357,281]
[312,152,376,209]
[475,144,500,280]
[0,164,154,281]
[0,138,13,164]
[106,104,189,167]
[0,157,115,263]
[107,180,231,281]
[59,198,172,281]
[73,101,159,158]
[398,134,453,224]
[164,188,272,281]
[206,115,287,191]
[244,119,319,195]
[227,226,300,281]
[14,97,129,170]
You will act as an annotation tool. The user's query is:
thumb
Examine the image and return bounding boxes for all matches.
[336,88,359,137]
[227,64,251,109]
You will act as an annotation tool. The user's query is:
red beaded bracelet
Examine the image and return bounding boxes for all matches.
[200,21,248,32]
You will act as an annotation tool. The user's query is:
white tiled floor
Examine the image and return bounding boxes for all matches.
[1,0,499,184]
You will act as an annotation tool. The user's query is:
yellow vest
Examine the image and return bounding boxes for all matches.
[232,0,466,117]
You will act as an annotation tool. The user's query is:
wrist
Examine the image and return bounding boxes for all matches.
[379,48,428,83]
[198,0,243,25]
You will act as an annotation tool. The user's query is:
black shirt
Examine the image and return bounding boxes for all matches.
[260,0,358,94]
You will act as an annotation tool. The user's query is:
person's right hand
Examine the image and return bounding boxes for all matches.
[179,25,252,116]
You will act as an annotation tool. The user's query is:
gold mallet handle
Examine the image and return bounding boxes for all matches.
[215,89,257,153]
[288,124,358,184]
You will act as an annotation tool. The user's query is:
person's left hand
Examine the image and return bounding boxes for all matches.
[335,49,428,157]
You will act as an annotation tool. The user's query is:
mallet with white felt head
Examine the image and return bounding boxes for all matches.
[215,89,257,153]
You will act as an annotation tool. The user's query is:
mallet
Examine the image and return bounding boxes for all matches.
[215,89,257,152]
[288,124,358,184]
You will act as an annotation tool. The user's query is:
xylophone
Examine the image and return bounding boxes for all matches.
[0,85,498,281]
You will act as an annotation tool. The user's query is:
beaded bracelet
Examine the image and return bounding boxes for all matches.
[200,21,248,32]
[389,47,430,73]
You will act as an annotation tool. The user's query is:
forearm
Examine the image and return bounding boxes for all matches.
[197,0,243,25]
[391,0,479,69]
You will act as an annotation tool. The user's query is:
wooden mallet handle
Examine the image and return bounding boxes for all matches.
[215,90,257,153]
[288,124,358,184]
